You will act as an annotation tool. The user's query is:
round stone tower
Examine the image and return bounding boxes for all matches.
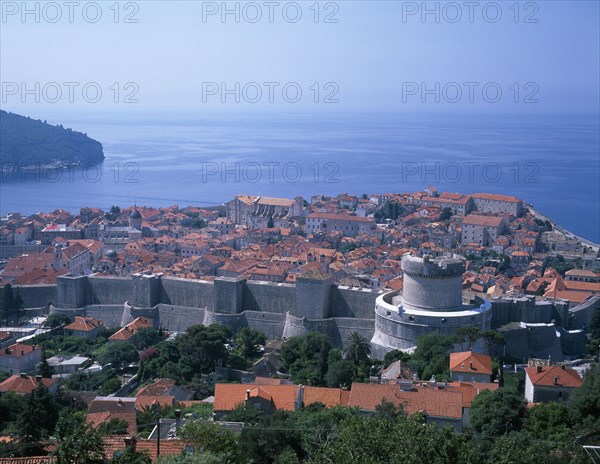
[371,253,492,358]
[400,254,465,312]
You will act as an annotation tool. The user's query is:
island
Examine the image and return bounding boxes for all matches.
[0,110,104,170]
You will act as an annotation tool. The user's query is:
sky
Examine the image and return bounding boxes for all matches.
[1,1,599,117]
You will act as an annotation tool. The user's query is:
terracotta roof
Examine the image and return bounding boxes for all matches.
[471,192,521,203]
[0,458,55,464]
[64,316,102,332]
[307,213,374,223]
[86,411,138,435]
[136,378,177,397]
[214,384,296,412]
[449,351,493,375]
[1,343,39,357]
[525,365,583,388]
[303,386,349,408]
[256,196,296,207]
[0,375,56,395]
[102,435,186,462]
[347,383,462,420]
[447,381,499,408]
[135,395,175,412]
[462,215,504,227]
[109,317,153,341]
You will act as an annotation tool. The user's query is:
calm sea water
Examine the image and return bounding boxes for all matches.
[1,112,598,242]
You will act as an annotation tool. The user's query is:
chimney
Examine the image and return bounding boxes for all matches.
[174,409,181,430]
[20,372,28,379]
[554,376,560,385]
[20,350,24,356]
[124,436,137,451]
[35,375,42,383]
[469,362,474,370]
[536,365,542,374]
[246,389,251,400]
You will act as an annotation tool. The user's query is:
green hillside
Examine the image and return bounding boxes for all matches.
[0,110,104,166]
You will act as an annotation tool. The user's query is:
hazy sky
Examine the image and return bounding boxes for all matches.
[1,1,599,116]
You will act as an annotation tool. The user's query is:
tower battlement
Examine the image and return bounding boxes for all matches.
[401,254,465,279]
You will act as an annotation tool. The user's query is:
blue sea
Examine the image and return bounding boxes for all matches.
[1,112,598,243]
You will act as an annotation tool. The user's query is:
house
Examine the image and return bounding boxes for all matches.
[108,317,153,342]
[47,355,90,375]
[524,364,583,403]
[347,382,463,431]
[64,316,103,339]
[86,396,139,435]
[0,343,42,375]
[449,351,493,383]
[136,378,194,401]
[213,383,348,419]
[461,215,506,246]
[448,381,499,427]
[0,373,58,395]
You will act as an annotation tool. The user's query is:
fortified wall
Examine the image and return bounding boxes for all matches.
[47,272,381,347]
[11,266,599,359]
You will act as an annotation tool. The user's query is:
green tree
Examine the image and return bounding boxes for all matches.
[131,327,163,351]
[15,384,60,440]
[524,402,573,443]
[101,377,122,396]
[0,391,26,434]
[455,326,481,351]
[325,349,355,388]
[481,330,505,356]
[281,333,331,386]
[44,312,72,328]
[94,341,139,368]
[179,420,239,462]
[440,207,453,221]
[109,445,152,464]
[37,350,55,378]
[343,332,371,365]
[470,388,526,437]
[569,364,600,437]
[234,327,266,361]
[382,349,411,367]
[98,417,130,436]
[51,412,106,464]
[316,414,466,464]
[408,333,456,381]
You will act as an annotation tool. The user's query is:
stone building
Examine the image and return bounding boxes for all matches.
[226,195,304,228]
[471,193,523,216]
[461,214,506,246]
[371,254,492,356]
[306,213,377,237]
[524,364,583,403]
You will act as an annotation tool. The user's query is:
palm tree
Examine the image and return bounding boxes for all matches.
[343,332,371,365]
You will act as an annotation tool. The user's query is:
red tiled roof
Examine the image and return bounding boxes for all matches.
[0,375,56,395]
[1,343,39,357]
[303,386,349,408]
[102,435,186,462]
[64,316,102,332]
[136,378,177,397]
[447,381,499,408]
[449,351,493,375]
[307,213,374,223]
[525,365,583,388]
[86,411,138,435]
[135,395,175,412]
[462,215,504,227]
[214,384,296,412]
[472,192,521,203]
[347,383,462,420]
